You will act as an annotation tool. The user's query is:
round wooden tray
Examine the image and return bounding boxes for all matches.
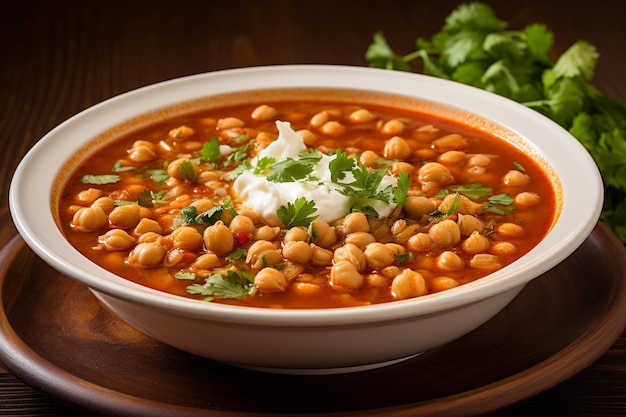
[1,222,626,416]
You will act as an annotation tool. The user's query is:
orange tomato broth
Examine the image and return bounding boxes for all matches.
[58,98,556,309]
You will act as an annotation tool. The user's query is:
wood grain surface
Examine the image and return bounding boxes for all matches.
[1,1,625,415]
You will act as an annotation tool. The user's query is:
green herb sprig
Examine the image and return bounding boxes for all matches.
[366,2,626,244]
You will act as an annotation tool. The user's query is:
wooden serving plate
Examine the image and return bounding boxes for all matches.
[1,222,625,416]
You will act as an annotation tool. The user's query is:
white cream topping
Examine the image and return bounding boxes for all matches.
[232,121,397,226]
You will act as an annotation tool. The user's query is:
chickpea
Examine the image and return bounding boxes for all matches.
[359,150,379,167]
[502,170,530,186]
[341,212,369,234]
[431,133,468,151]
[168,125,195,138]
[229,215,255,235]
[91,196,116,213]
[284,226,308,243]
[251,104,278,121]
[330,261,364,290]
[467,153,491,167]
[349,108,377,123]
[71,206,107,231]
[167,158,199,182]
[320,121,346,136]
[363,242,395,268]
[403,196,437,219]
[164,247,185,267]
[136,231,162,244]
[76,188,104,205]
[406,232,432,252]
[291,282,322,297]
[366,273,390,288]
[470,254,502,270]
[197,170,223,184]
[461,231,491,254]
[381,265,402,278]
[496,222,524,238]
[297,129,318,146]
[171,226,203,250]
[246,240,282,269]
[491,241,517,256]
[380,118,406,135]
[98,229,136,251]
[203,221,234,255]
[310,110,329,128]
[514,192,541,207]
[217,117,245,130]
[127,242,165,267]
[391,219,420,243]
[109,204,143,229]
[418,162,455,188]
[457,214,484,237]
[134,218,163,236]
[193,253,222,270]
[429,219,461,248]
[430,276,460,292]
[333,243,367,272]
[438,150,466,165]
[435,251,464,272]
[282,240,313,264]
[392,162,415,176]
[383,136,412,160]
[255,225,281,241]
[254,267,288,293]
[438,193,482,215]
[190,198,214,214]
[344,232,376,251]
[310,244,333,266]
[128,141,157,162]
[309,221,337,247]
[391,269,427,300]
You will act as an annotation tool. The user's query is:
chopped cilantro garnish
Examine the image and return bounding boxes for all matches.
[112,162,136,172]
[177,160,197,182]
[225,247,247,261]
[79,174,121,185]
[328,149,355,182]
[448,183,493,199]
[277,196,319,228]
[200,137,222,162]
[267,157,318,182]
[147,168,169,184]
[175,271,197,280]
[187,270,255,300]
[393,170,411,204]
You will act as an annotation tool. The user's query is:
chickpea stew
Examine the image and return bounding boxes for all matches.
[59,96,556,309]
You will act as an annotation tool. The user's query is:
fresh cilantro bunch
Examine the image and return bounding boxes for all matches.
[366,2,626,244]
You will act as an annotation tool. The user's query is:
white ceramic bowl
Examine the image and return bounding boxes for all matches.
[9,65,603,374]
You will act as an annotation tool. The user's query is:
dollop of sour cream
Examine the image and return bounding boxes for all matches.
[232,121,398,226]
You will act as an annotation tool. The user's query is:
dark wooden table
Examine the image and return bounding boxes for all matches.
[1,1,625,415]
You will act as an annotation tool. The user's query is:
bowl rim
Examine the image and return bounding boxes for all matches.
[9,64,603,326]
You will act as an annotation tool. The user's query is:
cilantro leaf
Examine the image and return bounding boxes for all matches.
[448,182,493,199]
[200,137,222,162]
[187,270,255,300]
[177,160,197,182]
[329,149,356,182]
[394,170,411,204]
[79,174,121,185]
[267,157,317,183]
[277,197,319,228]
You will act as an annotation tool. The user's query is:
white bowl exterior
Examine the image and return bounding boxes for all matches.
[93,285,523,371]
[9,65,603,371]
